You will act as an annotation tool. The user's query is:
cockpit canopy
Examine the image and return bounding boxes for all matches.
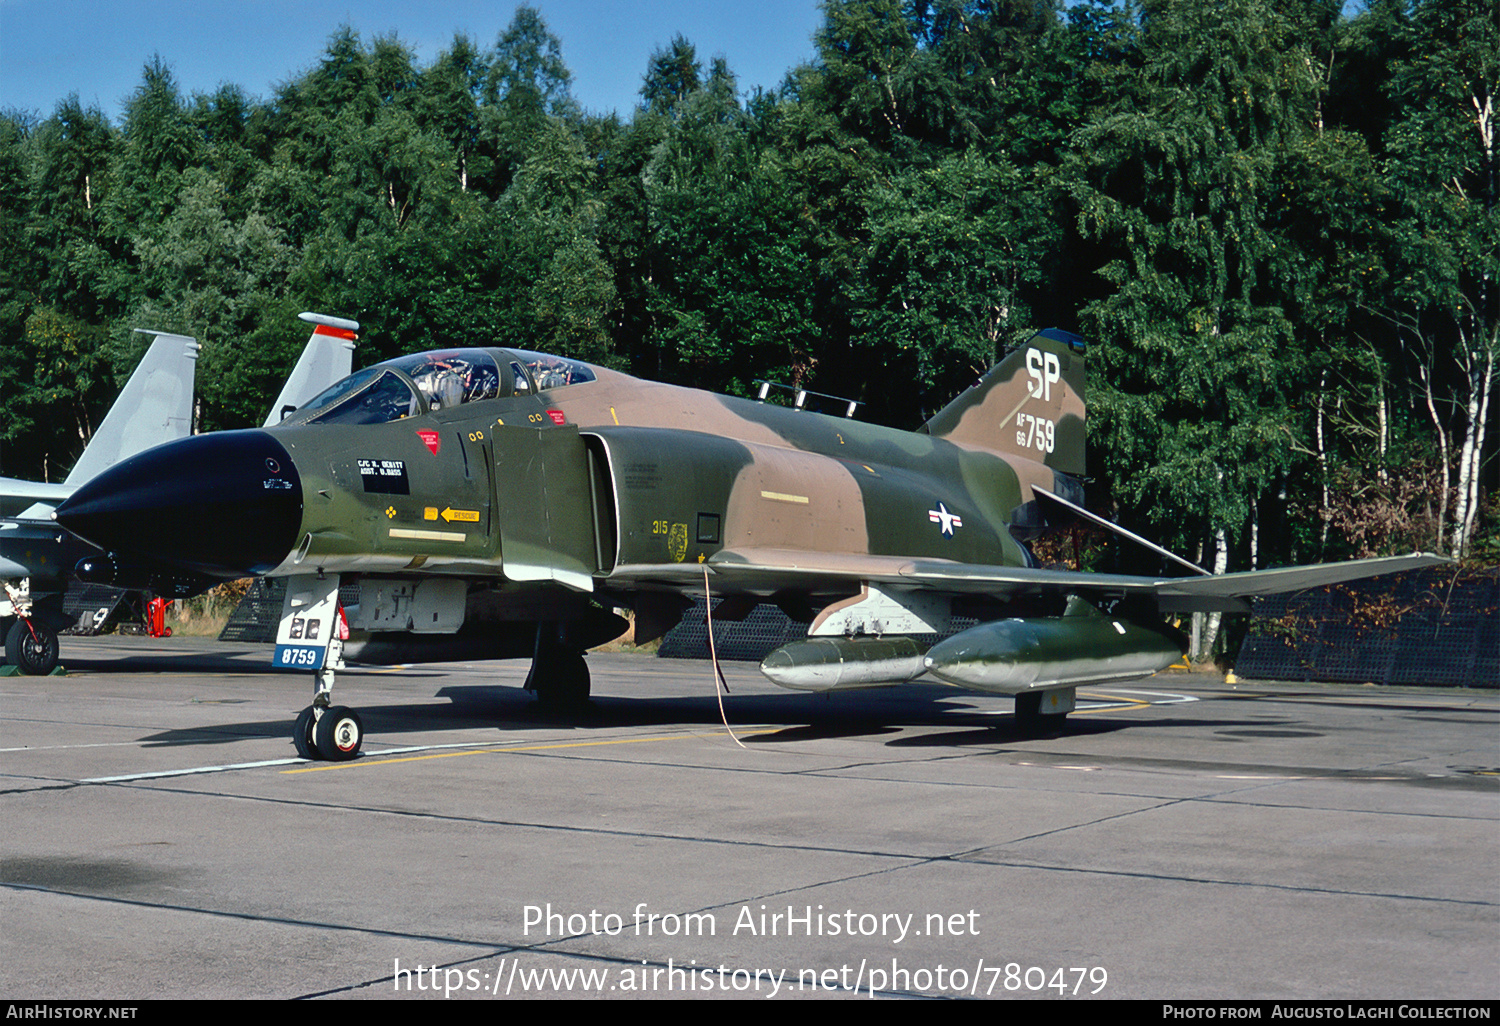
[510,350,596,391]
[290,348,597,426]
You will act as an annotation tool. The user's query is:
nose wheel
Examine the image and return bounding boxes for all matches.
[293,703,365,761]
[293,706,318,760]
[315,706,363,759]
[5,618,59,676]
[292,654,364,761]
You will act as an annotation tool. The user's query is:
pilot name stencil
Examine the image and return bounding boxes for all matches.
[358,458,410,494]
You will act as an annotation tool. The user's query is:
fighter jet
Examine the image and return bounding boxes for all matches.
[1,329,199,673]
[54,328,1445,758]
[0,329,200,519]
[0,314,356,674]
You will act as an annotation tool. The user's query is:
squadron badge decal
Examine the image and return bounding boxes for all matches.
[667,522,689,562]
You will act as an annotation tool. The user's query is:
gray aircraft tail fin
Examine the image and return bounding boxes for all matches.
[64,330,200,488]
[262,313,359,426]
[920,328,1087,477]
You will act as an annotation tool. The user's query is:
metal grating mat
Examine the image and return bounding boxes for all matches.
[1236,566,1497,688]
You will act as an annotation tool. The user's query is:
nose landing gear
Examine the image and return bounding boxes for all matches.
[4,617,59,676]
[279,572,364,762]
[292,663,366,762]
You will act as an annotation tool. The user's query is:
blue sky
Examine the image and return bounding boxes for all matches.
[0,0,827,122]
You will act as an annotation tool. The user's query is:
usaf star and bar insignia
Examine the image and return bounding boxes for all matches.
[929,501,963,538]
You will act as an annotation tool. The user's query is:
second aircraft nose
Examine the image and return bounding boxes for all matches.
[54,430,304,579]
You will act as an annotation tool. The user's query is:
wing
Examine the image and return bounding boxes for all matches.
[607,548,1452,614]
[0,478,74,507]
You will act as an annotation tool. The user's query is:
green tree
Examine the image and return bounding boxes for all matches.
[640,35,703,115]
[106,57,200,231]
[857,149,1059,415]
[809,0,918,152]
[1063,0,1341,657]
[1,307,113,480]
[127,167,297,428]
[419,34,491,193]
[1375,0,1497,558]
[483,6,576,192]
[28,97,118,317]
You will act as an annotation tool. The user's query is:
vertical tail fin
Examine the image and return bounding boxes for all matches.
[63,329,200,487]
[920,328,1087,477]
[262,312,359,426]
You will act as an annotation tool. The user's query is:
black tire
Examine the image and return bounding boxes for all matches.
[534,652,591,712]
[314,705,363,761]
[1014,691,1067,737]
[293,706,319,760]
[6,619,59,676]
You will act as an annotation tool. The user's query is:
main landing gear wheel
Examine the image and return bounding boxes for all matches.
[530,651,590,712]
[1013,691,1068,737]
[527,623,591,712]
[314,705,364,761]
[293,706,319,760]
[6,619,59,676]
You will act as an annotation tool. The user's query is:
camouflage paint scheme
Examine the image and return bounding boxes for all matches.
[55,326,1446,755]
[269,330,1083,595]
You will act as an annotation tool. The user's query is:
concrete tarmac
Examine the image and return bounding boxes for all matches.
[2,635,1496,1000]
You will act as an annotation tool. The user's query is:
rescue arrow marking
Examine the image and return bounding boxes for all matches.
[441,507,480,523]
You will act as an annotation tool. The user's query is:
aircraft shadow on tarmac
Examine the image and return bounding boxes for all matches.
[58,647,309,676]
[133,679,1161,749]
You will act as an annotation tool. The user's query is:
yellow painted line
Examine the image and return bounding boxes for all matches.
[1072,691,1151,716]
[760,491,809,504]
[610,406,619,425]
[282,729,774,773]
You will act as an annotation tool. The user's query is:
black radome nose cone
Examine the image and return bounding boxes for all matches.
[55,430,302,578]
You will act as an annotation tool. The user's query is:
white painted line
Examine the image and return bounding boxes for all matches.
[79,740,566,783]
[85,759,304,782]
[1105,689,1200,704]
[0,741,148,753]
